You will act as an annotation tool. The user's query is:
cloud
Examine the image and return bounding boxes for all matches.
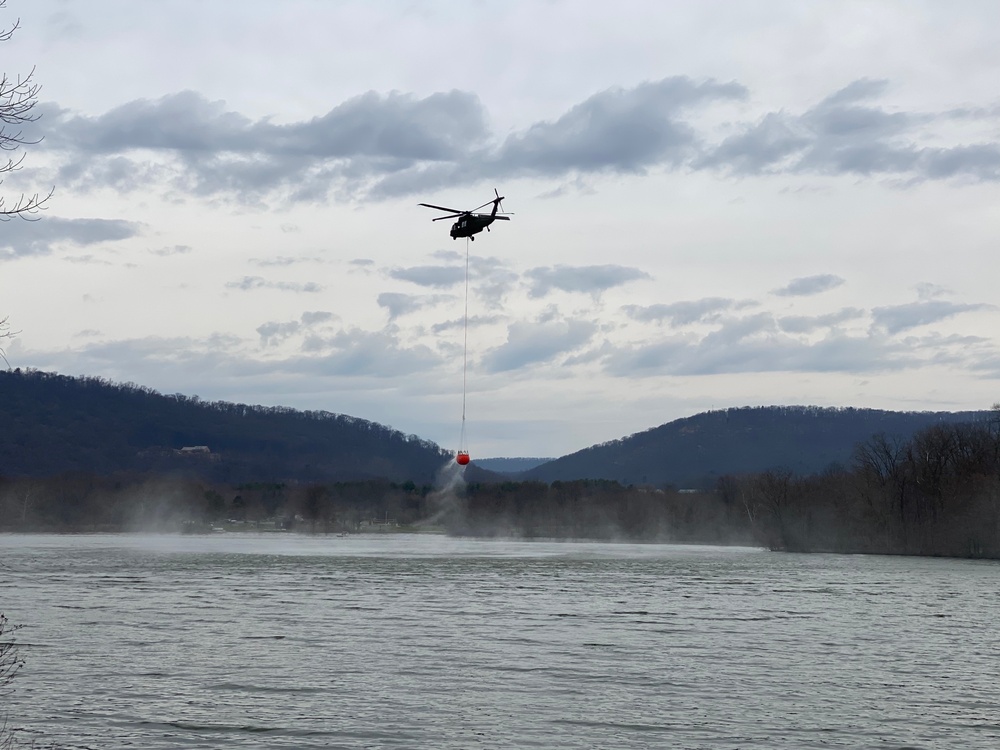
[772,274,846,297]
[377,292,453,320]
[0,216,141,259]
[603,296,1000,378]
[915,282,950,301]
[250,255,325,267]
[388,264,465,288]
[26,324,443,388]
[481,318,598,372]
[149,244,192,257]
[470,255,520,309]
[604,322,910,377]
[871,300,994,335]
[431,313,503,334]
[48,88,487,160]
[38,76,746,202]
[43,88,489,202]
[699,78,1000,183]
[256,311,336,347]
[256,320,303,347]
[525,264,651,298]
[292,326,443,377]
[35,75,1000,207]
[778,307,866,333]
[226,276,324,293]
[490,77,748,176]
[623,297,739,325]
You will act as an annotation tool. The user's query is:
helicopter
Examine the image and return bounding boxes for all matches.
[419,188,512,240]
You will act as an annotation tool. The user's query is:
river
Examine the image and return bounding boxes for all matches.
[2,533,998,749]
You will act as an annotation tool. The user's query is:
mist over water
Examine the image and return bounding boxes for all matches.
[421,458,466,528]
[3,534,1000,749]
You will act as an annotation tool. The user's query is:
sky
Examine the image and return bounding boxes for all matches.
[2,0,1000,459]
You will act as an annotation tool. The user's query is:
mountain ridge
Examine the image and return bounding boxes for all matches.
[524,405,993,487]
[1,368,991,486]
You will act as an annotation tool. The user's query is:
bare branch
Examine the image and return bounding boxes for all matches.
[0,2,52,220]
[0,315,18,369]
[0,184,52,220]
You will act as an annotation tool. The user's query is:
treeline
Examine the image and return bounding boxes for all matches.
[724,416,1000,558]
[3,413,998,559]
[0,471,753,543]
[0,473,437,533]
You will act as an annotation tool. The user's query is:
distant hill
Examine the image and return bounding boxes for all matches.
[0,369,455,484]
[524,405,993,488]
[2,371,991,489]
[474,457,555,475]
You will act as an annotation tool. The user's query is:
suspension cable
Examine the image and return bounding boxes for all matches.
[459,236,470,453]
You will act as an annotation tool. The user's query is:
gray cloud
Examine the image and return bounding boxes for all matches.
[871,300,994,335]
[226,276,324,293]
[772,274,846,297]
[388,265,465,288]
[490,77,747,176]
[0,216,141,259]
[470,255,520,309]
[431,313,503,334]
[256,311,336,346]
[526,264,651,298]
[604,320,910,378]
[377,292,453,320]
[40,75,1000,203]
[292,326,443,377]
[699,78,1000,182]
[623,297,738,325]
[150,244,192,257]
[257,320,302,347]
[27,325,441,384]
[250,255,325,267]
[48,88,486,160]
[481,319,598,372]
[778,307,866,333]
[301,311,335,326]
[44,88,488,202]
[603,298,1000,378]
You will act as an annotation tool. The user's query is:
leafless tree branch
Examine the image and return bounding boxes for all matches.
[0,1,52,220]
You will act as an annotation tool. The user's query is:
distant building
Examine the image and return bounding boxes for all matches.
[178,446,211,455]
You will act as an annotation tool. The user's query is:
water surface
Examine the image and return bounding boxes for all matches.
[2,533,999,749]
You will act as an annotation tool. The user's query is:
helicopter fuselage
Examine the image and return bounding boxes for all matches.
[450,213,496,240]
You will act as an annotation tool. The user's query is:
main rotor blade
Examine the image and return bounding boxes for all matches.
[419,202,464,213]
[432,213,463,221]
[492,216,510,220]
[472,200,495,212]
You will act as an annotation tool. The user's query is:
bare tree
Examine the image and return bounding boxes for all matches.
[0,315,17,369]
[0,612,25,750]
[2,1,52,371]
[0,1,52,221]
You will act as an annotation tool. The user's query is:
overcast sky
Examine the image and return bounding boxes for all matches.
[3,0,1000,458]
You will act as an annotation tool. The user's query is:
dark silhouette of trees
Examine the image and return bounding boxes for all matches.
[727,415,1000,558]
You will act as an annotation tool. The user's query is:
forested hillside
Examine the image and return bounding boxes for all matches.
[526,406,993,487]
[0,369,451,484]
